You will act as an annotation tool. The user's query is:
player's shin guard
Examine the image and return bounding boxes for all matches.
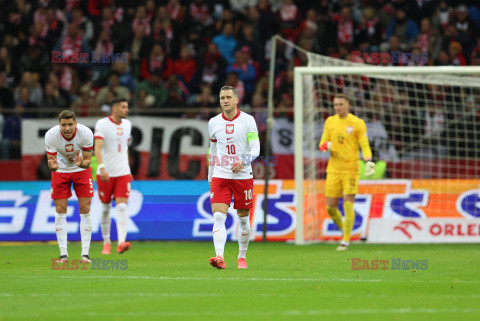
[343,201,355,242]
[238,216,250,259]
[116,203,128,244]
[212,212,227,258]
[327,206,344,233]
[80,213,92,256]
[55,213,68,256]
[101,203,111,244]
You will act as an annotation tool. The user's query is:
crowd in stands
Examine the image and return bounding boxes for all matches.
[1,0,480,160]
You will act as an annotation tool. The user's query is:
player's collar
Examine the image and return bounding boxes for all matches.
[60,126,77,141]
[108,116,122,125]
[222,109,241,122]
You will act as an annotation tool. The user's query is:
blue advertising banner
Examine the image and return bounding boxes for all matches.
[0,180,298,242]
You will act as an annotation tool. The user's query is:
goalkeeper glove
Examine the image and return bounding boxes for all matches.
[319,141,332,153]
[365,160,375,176]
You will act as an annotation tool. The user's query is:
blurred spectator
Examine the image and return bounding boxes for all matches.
[224,72,245,103]
[416,18,442,63]
[54,23,90,61]
[0,73,14,109]
[128,24,152,79]
[229,0,256,17]
[173,46,197,90]
[214,8,237,36]
[1,104,23,160]
[141,43,174,80]
[96,7,124,51]
[421,103,445,158]
[275,0,302,42]
[166,0,187,27]
[237,22,262,62]
[0,47,14,86]
[434,49,451,65]
[15,85,37,117]
[50,63,78,98]
[88,0,111,18]
[39,82,68,117]
[212,22,238,64]
[96,72,130,107]
[13,71,43,107]
[451,5,476,40]
[44,6,65,50]
[164,75,186,117]
[71,7,94,44]
[436,0,452,30]
[151,6,180,57]
[448,41,467,65]
[354,7,381,52]
[385,7,419,49]
[134,70,168,112]
[187,0,214,35]
[112,58,136,92]
[72,84,96,117]
[191,43,228,94]
[132,5,151,37]
[18,45,50,83]
[5,0,32,37]
[226,47,257,101]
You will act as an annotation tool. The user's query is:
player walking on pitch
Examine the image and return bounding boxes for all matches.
[45,110,94,263]
[94,97,132,254]
[208,86,260,269]
[319,94,375,250]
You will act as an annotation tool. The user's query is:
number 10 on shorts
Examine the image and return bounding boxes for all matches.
[244,189,252,200]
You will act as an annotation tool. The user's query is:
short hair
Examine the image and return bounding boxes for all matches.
[58,110,76,122]
[334,93,350,103]
[111,97,128,107]
[220,86,238,97]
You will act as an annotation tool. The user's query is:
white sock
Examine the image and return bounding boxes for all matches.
[212,212,227,258]
[100,203,111,244]
[238,216,250,259]
[116,203,128,244]
[80,213,92,256]
[55,213,68,256]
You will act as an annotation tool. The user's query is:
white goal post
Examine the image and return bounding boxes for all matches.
[294,66,480,245]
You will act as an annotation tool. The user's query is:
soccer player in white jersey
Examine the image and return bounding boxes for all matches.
[45,110,94,264]
[94,97,132,255]
[208,86,260,269]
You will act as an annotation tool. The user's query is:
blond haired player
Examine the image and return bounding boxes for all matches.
[208,86,260,269]
[319,94,375,250]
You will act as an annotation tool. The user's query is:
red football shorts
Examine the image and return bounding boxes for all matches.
[210,177,254,209]
[96,174,131,203]
[51,169,94,199]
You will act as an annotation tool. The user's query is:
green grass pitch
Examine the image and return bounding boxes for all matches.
[1,242,479,321]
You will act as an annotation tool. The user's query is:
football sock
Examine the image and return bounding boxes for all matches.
[116,203,128,244]
[327,206,344,232]
[212,212,227,258]
[55,213,68,256]
[80,213,92,256]
[343,201,355,243]
[100,203,111,245]
[238,215,250,259]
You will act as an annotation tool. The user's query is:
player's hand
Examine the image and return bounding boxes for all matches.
[231,160,244,174]
[130,174,134,182]
[320,141,332,153]
[100,168,109,182]
[209,182,212,189]
[48,157,58,171]
[75,151,83,167]
[365,161,375,176]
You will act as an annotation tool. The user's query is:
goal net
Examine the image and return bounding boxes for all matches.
[293,57,480,244]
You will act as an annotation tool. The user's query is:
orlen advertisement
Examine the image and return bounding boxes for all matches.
[0,179,479,242]
[21,117,209,181]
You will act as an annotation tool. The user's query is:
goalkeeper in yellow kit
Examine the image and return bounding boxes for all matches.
[319,94,375,250]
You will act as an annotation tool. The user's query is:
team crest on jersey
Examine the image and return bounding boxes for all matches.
[226,124,234,134]
[346,126,353,134]
[65,144,74,152]
[117,127,123,136]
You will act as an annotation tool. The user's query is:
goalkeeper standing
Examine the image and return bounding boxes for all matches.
[319,94,375,250]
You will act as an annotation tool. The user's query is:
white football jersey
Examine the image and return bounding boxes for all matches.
[94,116,132,177]
[45,123,94,173]
[209,110,258,180]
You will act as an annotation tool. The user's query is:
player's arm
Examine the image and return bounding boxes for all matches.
[358,120,375,176]
[94,137,109,182]
[232,117,260,173]
[208,140,217,189]
[47,153,59,172]
[319,118,332,152]
[76,149,93,168]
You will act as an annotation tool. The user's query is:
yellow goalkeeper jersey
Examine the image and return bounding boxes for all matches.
[319,113,372,174]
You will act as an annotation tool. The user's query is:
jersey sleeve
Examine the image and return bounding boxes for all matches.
[94,120,105,140]
[358,119,373,160]
[319,117,331,147]
[82,127,94,151]
[208,119,216,142]
[44,131,57,155]
[247,115,259,141]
